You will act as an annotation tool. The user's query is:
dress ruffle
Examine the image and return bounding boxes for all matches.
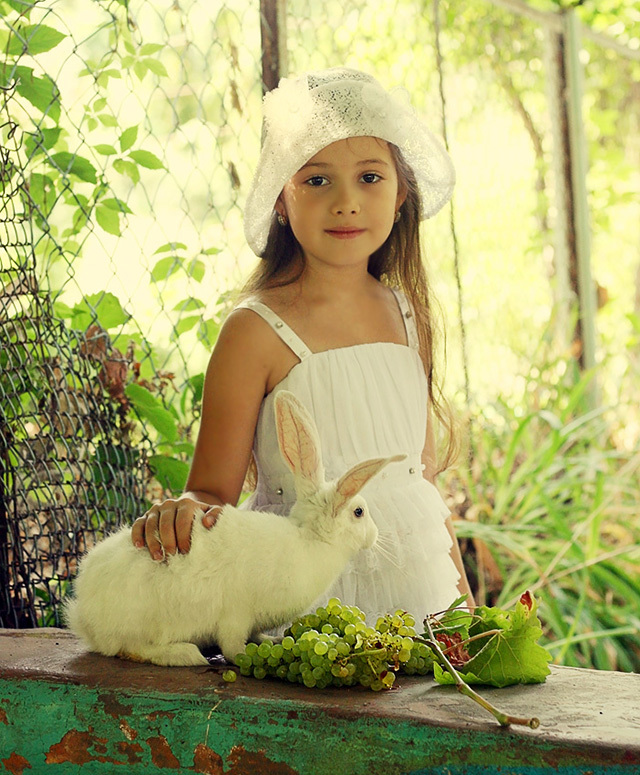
[236,293,461,625]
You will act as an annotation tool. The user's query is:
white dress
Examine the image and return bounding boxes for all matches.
[236,289,461,623]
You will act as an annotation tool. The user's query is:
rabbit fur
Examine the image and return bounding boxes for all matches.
[64,390,405,666]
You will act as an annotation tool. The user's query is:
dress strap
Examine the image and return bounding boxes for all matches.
[235,300,311,361]
[391,287,420,351]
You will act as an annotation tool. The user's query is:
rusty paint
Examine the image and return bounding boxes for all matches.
[45,729,104,765]
[0,707,8,724]
[147,735,180,769]
[146,710,176,721]
[226,745,300,775]
[115,740,145,765]
[192,743,224,774]
[44,728,144,767]
[1,752,32,775]
[119,719,138,741]
[99,691,133,718]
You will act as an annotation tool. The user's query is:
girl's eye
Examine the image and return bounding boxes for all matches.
[306,176,328,187]
[361,173,382,184]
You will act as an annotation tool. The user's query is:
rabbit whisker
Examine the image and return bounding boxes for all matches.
[372,534,403,571]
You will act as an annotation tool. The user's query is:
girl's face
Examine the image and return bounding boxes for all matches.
[276,136,406,271]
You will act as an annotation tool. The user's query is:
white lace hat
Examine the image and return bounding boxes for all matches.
[243,67,455,256]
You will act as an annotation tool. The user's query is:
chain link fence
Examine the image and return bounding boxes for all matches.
[1,0,638,628]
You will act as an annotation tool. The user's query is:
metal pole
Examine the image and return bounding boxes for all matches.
[260,0,287,95]
[563,9,598,387]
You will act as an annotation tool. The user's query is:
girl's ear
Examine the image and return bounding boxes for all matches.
[395,181,408,211]
[275,193,286,218]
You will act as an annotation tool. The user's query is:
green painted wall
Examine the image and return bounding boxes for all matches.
[1,678,638,775]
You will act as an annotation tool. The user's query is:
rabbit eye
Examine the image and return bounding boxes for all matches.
[353,507,364,518]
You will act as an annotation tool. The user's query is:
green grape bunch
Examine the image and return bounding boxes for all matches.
[234,597,434,691]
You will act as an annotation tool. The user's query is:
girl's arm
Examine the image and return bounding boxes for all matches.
[131,308,276,558]
[422,407,476,609]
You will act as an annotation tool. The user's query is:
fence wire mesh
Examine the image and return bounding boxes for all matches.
[0,0,638,630]
[1,82,147,626]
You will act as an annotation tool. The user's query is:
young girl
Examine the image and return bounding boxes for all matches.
[131,67,475,618]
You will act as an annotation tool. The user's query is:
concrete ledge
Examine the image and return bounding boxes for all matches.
[0,628,639,774]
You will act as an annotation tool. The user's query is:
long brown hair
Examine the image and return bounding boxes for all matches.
[240,141,458,473]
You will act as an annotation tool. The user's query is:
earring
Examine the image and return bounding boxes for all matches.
[394,211,402,223]
[277,213,288,226]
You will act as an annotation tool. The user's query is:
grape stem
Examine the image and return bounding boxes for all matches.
[417,621,540,729]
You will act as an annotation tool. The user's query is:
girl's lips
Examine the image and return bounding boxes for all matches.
[325,228,365,240]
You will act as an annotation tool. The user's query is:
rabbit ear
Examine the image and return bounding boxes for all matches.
[274,391,325,494]
[335,454,406,512]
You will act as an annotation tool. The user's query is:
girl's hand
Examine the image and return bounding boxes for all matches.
[131,498,222,560]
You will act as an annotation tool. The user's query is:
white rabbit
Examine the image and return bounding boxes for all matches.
[64,390,405,666]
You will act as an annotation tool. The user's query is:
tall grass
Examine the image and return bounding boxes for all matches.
[445,362,640,672]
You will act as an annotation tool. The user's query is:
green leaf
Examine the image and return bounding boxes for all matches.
[147,455,189,494]
[14,66,60,122]
[171,316,200,339]
[188,258,205,283]
[133,60,148,80]
[48,152,97,183]
[151,255,182,282]
[71,292,130,330]
[128,149,165,169]
[101,197,133,214]
[96,205,121,236]
[23,127,62,158]
[119,125,138,152]
[94,144,118,156]
[125,384,178,442]
[112,158,140,183]
[98,113,119,127]
[6,23,65,55]
[145,58,168,77]
[173,296,205,312]
[139,43,164,55]
[2,0,36,14]
[154,242,187,254]
[28,173,55,210]
[188,372,205,404]
[433,593,551,687]
[197,318,221,347]
[53,300,74,319]
[201,246,221,256]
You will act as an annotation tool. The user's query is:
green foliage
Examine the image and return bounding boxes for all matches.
[447,359,640,672]
[432,593,552,687]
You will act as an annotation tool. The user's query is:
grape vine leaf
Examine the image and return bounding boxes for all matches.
[433,591,551,687]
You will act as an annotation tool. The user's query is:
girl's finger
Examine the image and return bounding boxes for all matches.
[157,506,178,557]
[144,513,164,561]
[202,505,223,528]
[175,501,196,554]
[131,515,147,548]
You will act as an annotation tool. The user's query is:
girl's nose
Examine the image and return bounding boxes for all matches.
[331,185,360,216]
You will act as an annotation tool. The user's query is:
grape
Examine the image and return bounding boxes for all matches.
[223,670,237,682]
[234,598,436,691]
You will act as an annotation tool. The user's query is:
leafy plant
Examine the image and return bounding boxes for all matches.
[446,363,640,672]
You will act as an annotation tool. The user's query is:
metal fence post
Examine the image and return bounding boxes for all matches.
[563,8,597,386]
[260,0,287,94]
[546,7,598,399]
